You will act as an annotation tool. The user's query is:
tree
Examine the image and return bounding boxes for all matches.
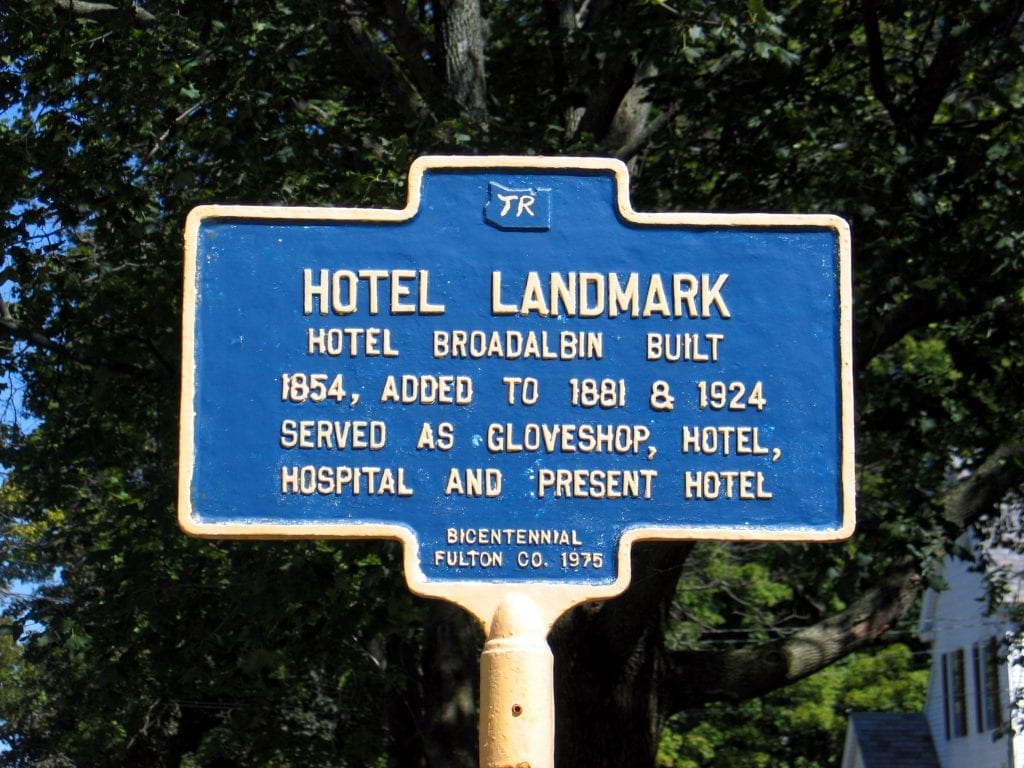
[0,1,1022,766]
[658,643,929,767]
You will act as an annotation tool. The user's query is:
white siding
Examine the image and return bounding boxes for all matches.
[921,542,1016,768]
[1010,644,1023,768]
[839,721,865,768]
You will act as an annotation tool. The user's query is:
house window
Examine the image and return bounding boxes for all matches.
[942,649,968,739]
[973,637,1004,732]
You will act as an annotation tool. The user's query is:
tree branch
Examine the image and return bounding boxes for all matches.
[862,0,1024,142]
[572,50,637,143]
[600,55,660,159]
[570,7,672,154]
[943,438,1024,529]
[0,296,144,376]
[661,563,921,713]
[331,4,433,125]
[543,0,583,135]
[861,0,903,130]
[907,0,1024,140]
[855,290,958,370]
[54,0,157,25]
[374,0,444,104]
[612,101,678,162]
[660,429,1024,716]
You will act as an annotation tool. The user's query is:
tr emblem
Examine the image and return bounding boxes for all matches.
[485,181,551,231]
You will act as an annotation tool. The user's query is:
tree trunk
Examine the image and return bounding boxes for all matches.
[550,543,692,767]
[438,0,488,121]
[553,621,667,767]
[420,601,481,768]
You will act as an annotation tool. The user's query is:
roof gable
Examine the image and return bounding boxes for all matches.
[847,712,940,768]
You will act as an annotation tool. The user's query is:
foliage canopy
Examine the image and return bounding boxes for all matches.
[0,1,1022,766]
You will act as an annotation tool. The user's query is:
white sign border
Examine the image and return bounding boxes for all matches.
[179,154,855,629]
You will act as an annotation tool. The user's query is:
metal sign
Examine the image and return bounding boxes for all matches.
[179,156,854,611]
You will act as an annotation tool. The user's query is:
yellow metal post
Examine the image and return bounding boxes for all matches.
[479,592,555,768]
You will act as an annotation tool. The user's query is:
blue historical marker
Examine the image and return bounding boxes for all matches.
[179,156,854,602]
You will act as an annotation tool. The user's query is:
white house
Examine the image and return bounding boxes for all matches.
[842,527,1023,768]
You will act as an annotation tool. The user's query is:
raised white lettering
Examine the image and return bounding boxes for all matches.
[489,271,730,318]
[302,269,445,316]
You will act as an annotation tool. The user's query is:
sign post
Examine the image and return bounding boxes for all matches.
[180,156,854,767]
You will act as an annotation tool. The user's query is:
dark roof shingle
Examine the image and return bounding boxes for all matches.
[847,712,940,768]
